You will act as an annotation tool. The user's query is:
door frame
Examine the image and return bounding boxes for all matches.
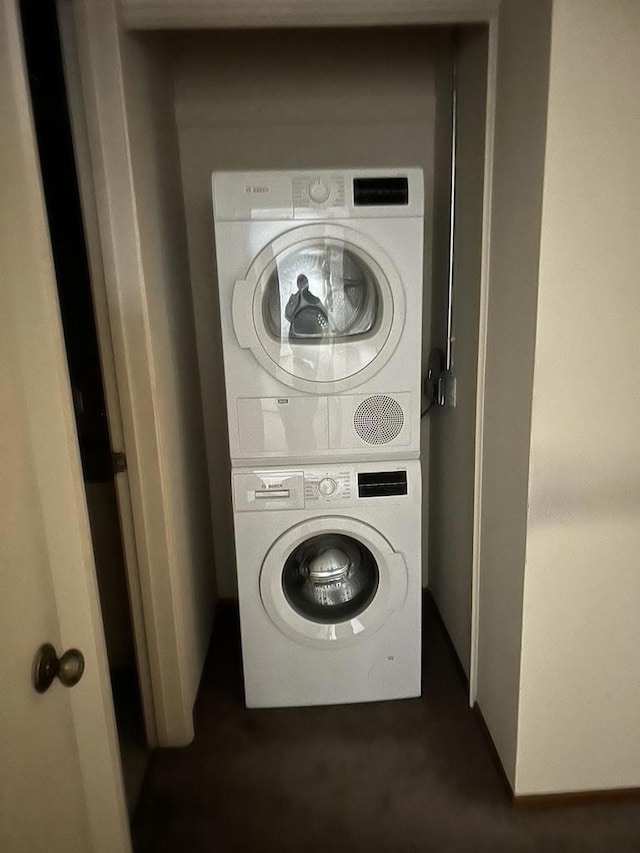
[469,15,498,706]
[57,0,196,746]
[60,0,499,719]
[57,0,158,747]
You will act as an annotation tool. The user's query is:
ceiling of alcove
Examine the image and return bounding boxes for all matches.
[119,0,498,32]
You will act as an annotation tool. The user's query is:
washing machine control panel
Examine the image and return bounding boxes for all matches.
[234,465,410,511]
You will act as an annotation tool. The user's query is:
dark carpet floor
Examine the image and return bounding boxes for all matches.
[132,599,640,852]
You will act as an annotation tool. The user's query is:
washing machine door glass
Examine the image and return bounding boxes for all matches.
[259,516,408,648]
[233,224,405,393]
[282,534,379,624]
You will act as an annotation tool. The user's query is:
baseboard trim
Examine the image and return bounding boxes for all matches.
[513,787,640,809]
[472,699,640,808]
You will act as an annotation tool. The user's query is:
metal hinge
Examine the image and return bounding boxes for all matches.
[112,451,127,474]
[439,369,457,408]
[423,347,457,412]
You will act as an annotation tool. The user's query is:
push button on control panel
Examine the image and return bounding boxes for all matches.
[318,477,337,497]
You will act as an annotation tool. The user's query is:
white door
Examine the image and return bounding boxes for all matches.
[233,224,406,392]
[0,2,131,851]
[259,517,408,648]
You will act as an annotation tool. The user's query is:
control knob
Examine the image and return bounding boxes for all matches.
[318,477,337,497]
[309,180,331,204]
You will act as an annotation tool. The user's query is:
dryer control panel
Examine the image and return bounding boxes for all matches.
[212,168,423,222]
[233,463,413,512]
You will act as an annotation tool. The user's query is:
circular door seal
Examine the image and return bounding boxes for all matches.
[259,516,408,649]
[232,224,406,394]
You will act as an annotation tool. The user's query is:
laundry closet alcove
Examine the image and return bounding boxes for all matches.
[62,0,490,743]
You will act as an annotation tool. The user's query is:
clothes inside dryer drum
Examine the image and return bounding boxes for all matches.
[263,240,379,342]
[284,274,329,337]
[282,533,379,624]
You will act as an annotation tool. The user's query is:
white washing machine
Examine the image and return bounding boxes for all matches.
[232,459,422,708]
[212,169,424,465]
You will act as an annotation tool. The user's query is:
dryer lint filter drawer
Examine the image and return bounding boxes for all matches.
[237,396,329,455]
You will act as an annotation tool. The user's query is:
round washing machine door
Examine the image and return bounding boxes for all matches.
[232,224,405,394]
[259,516,408,649]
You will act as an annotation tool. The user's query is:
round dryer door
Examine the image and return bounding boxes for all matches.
[232,224,405,394]
[259,516,408,648]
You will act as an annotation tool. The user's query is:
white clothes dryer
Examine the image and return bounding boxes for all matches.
[212,169,424,465]
[232,459,422,708]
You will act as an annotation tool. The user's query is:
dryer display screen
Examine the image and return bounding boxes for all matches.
[353,177,409,206]
[358,470,408,498]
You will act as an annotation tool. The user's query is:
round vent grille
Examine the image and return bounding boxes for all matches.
[353,396,404,445]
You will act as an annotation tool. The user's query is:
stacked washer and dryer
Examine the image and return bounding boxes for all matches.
[212,169,424,708]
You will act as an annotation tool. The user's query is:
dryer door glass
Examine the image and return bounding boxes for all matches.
[282,533,379,624]
[263,240,379,342]
[235,224,405,391]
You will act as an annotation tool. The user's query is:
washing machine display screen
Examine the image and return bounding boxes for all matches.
[262,240,380,343]
[282,534,379,624]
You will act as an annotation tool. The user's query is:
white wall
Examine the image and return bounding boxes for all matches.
[119,32,216,739]
[516,0,640,795]
[475,0,552,786]
[171,28,448,596]
[428,25,487,677]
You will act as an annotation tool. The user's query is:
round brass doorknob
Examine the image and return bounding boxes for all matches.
[33,643,85,693]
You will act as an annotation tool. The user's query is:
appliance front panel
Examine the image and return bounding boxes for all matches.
[232,459,422,705]
[236,396,330,455]
[212,171,425,463]
[234,390,413,459]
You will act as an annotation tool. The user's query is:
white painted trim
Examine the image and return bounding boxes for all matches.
[120,0,499,31]
[57,0,158,748]
[70,0,193,745]
[469,13,499,705]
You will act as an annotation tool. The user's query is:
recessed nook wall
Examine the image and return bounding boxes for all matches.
[120,31,216,723]
[475,0,552,788]
[170,28,451,596]
[427,25,488,679]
